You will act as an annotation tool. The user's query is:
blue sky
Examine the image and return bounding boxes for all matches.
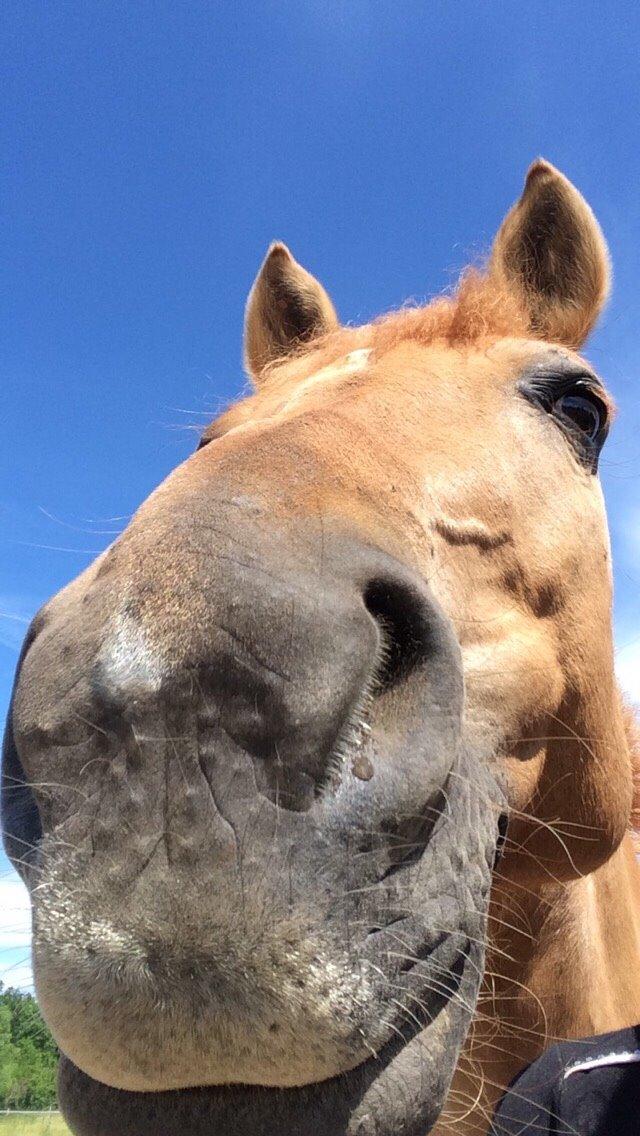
[2,1,639,990]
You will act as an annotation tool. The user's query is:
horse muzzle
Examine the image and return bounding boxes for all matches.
[3,507,502,1129]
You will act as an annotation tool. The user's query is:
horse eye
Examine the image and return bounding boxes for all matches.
[553,391,605,442]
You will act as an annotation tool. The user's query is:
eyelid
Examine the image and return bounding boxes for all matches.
[520,368,610,409]
[528,378,609,427]
[196,423,228,450]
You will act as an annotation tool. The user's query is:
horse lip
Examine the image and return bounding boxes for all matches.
[59,940,476,1136]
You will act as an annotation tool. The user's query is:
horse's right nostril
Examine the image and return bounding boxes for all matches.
[363,575,435,692]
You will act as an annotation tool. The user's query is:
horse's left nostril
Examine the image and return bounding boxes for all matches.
[363,575,438,691]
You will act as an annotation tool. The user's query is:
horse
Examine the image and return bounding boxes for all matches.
[3,159,640,1136]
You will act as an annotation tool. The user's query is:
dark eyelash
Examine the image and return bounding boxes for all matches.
[525,371,603,402]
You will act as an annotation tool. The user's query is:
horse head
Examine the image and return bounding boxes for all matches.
[3,160,634,1136]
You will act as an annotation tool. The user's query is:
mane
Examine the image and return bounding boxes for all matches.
[262,269,530,391]
[371,269,530,352]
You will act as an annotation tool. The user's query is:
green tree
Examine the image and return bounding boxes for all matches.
[0,1002,18,1104]
[0,983,58,1109]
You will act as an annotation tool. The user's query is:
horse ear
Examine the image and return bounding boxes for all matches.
[244,243,339,381]
[491,159,610,348]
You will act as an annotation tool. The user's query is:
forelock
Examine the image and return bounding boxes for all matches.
[260,269,530,392]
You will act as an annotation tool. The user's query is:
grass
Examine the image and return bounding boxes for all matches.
[0,1116,72,1135]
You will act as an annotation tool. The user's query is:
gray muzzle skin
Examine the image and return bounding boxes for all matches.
[3,531,504,1136]
[57,753,501,1136]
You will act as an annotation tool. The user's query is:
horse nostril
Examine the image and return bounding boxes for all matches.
[363,576,434,691]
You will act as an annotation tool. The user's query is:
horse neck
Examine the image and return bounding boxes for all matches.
[491,833,640,1038]
[439,834,640,1135]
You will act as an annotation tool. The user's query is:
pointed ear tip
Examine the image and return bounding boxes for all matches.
[524,157,564,190]
[265,241,293,263]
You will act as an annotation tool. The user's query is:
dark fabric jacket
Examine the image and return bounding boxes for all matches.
[489,1025,640,1135]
